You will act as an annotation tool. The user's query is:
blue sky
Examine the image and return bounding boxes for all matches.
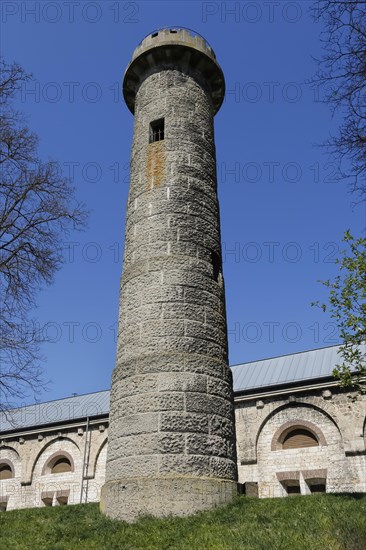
[2,1,365,403]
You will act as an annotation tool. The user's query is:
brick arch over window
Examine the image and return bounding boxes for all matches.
[256,402,340,451]
[238,400,345,467]
[0,459,15,480]
[29,436,80,484]
[42,450,75,475]
[271,420,327,451]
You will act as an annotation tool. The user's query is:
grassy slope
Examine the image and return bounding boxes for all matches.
[1,494,366,550]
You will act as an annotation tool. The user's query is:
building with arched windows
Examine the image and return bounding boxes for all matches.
[0,344,365,511]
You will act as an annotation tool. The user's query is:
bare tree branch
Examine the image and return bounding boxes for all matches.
[0,59,89,412]
[311,1,366,203]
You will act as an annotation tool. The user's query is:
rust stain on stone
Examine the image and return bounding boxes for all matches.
[146,141,166,188]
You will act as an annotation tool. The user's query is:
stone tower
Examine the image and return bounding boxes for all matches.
[101,27,237,522]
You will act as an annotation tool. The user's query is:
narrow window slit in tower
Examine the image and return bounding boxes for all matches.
[149,118,165,143]
[151,32,158,38]
[211,252,221,282]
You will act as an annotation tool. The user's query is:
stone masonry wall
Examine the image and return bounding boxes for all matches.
[0,423,107,510]
[1,386,365,511]
[235,388,366,498]
[104,67,237,520]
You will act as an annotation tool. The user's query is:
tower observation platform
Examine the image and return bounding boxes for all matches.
[123,27,225,115]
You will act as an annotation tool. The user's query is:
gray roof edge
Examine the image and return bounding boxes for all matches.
[2,388,111,413]
[1,344,364,433]
[230,343,343,369]
[0,389,111,434]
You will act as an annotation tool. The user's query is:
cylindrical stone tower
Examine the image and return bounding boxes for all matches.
[101,27,237,522]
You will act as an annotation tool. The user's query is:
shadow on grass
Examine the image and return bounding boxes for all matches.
[329,492,366,500]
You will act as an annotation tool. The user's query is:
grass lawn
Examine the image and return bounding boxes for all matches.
[1,494,365,549]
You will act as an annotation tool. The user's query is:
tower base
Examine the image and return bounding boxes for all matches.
[100,476,237,522]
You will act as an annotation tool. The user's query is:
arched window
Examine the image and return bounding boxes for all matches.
[282,428,319,450]
[50,456,72,474]
[43,453,74,475]
[272,420,327,451]
[0,463,14,480]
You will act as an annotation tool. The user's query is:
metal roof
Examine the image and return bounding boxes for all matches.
[0,390,110,433]
[231,344,365,394]
[1,345,363,433]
